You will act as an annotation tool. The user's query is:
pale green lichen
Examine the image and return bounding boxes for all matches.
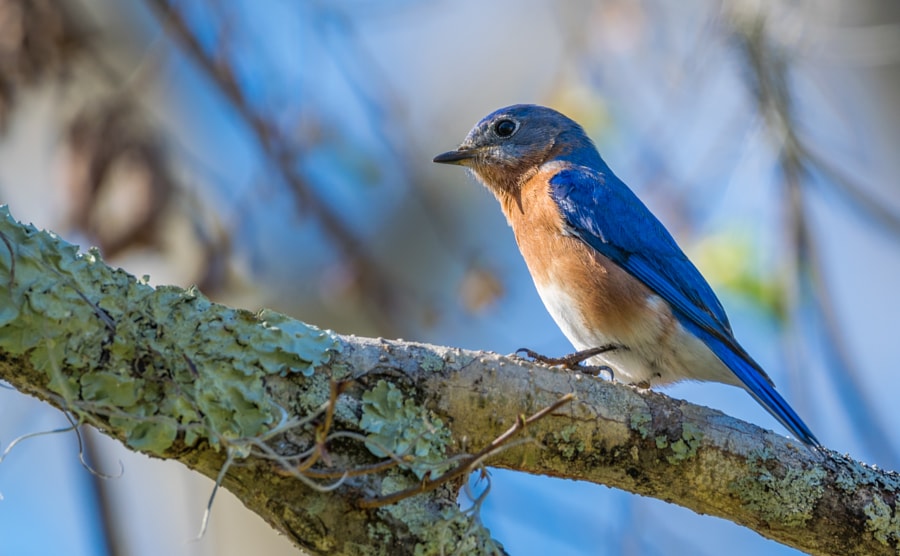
[863,495,900,551]
[666,423,702,464]
[252,309,339,377]
[360,380,451,479]
[413,507,503,556]
[364,522,394,553]
[731,453,826,528]
[835,469,857,493]
[835,458,900,494]
[374,473,502,556]
[418,351,445,373]
[629,410,652,439]
[375,473,435,547]
[549,424,585,460]
[655,435,669,450]
[654,423,702,464]
[0,206,340,456]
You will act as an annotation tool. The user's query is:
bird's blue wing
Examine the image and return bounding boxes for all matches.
[549,166,733,342]
[549,166,820,446]
[679,318,820,446]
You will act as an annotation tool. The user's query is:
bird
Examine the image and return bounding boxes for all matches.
[433,104,820,447]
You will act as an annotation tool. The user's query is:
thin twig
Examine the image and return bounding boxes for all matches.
[358,393,576,509]
[301,458,401,479]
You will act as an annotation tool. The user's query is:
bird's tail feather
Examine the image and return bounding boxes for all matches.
[686,322,820,448]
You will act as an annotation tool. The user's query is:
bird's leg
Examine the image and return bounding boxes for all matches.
[514,345,621,380]
[515,344,618,366]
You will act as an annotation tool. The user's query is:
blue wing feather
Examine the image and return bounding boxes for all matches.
[680,318,820,446]
[549,166,820,446]
[550,167,733,337]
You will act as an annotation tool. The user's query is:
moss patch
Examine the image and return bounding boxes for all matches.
[0,206,340,456]
[628,410,652,439]
[360,380,451,479]
[863,495,900,550]
[731,451,826,528]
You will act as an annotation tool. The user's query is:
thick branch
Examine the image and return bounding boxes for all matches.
[0,206,897,555]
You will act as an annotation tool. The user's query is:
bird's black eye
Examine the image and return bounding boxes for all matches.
[493,119,517,138]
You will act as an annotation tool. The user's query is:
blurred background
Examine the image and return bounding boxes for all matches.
[0,0,898,554]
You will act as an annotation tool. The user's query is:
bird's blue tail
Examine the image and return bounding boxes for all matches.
[684,321,820,448]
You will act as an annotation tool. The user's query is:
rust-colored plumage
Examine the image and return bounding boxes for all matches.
[434,104,820,446]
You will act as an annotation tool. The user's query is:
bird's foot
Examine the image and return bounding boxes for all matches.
[514,345,620,380]
[515,345,618,367]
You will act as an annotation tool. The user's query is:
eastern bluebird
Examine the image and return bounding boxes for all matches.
[434,104,820,447]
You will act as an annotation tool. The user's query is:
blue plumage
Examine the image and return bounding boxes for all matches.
[681,318,820,447]
[549,167,733,337]
[434,103,821,448]
[550,166,820,447]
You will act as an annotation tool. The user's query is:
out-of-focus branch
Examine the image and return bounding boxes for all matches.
[1,206,898,555]
[801,147,900,238]
[729,6,899,465]
[0,0,87,131]
[144,0,406,332]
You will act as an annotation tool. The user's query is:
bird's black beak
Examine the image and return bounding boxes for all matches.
[433,148,476,165]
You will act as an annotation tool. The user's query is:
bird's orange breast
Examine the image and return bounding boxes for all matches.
[496,166,669,344]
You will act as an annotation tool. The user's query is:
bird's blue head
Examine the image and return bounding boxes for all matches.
[433,104,604,194]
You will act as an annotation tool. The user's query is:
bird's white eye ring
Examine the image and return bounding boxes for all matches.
[493,119,517,138]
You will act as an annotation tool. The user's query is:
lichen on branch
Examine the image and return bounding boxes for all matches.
[0,205,502,555]
[1,204,898,556]
[0,205,339,455]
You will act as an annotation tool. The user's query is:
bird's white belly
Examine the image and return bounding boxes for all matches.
[533,281,737,386]
[534,281,616,352]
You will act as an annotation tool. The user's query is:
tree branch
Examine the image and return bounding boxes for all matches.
[0,205,897,555]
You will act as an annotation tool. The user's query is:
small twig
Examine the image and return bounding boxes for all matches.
[194,446,236,540]
[0,423,78,463]
[272,379,348,474]
[248,438,352,491]
[63,411,124,480]
[301,458,401,480]
[309,379,350,468]
[358,393,576,509]
[66,283,116,332]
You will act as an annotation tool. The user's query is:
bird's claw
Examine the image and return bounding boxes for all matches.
[513,345,619,380]
[578,364,615,380]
